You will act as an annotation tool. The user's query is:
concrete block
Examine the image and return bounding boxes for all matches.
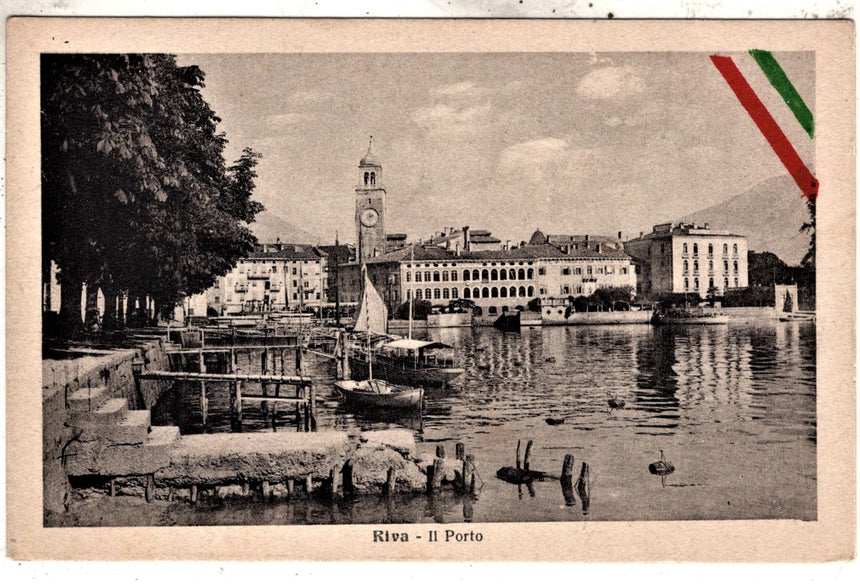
[155,431,350,486]
[64,424,180,477]
[68,398,128,428]
[67,385,111,413]
[359,429,417,459]
[79,409,151,445]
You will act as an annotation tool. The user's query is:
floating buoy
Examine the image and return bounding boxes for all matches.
[649,450,675,487]
[545,417,565,426]
[607,392,626,409]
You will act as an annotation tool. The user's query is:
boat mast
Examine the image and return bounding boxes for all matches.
[408,243,414,340]
[363,263,373,381]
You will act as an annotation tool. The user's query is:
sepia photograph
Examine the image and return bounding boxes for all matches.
[5,18,854,562]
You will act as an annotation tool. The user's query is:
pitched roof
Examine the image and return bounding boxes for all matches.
[355,242,631,264]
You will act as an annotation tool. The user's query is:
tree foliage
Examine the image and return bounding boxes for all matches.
[42,54,263,332]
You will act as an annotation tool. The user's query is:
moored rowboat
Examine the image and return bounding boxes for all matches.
[334,379,424,410]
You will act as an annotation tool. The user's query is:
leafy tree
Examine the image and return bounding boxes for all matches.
[393,299,432,320]
[41,54,263,334]
[800,197,815,269]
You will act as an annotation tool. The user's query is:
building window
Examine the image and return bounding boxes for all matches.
[597,267,604,274]
[415,289,422,300]
[724,260,729,272]
[734,277,738,287]
[415,272,422,282]
[482,287,490,298]
[708,260,713,272]
[693,260,699,272]
[527,286,535,296]
[562,285,570,295]
[293,293,298,300]
[499,270,506,281]
[509,268,516,280]
[575,267,582,275]
[684,277,689,290]
[431,271,438,282]
[733,261,738,272]
[527,268,534,279]
[509,286,517,297]
[481,269,489,281]
[488,306,498,315]
[473,287,480,298]
[406,289,412,300]
[576,286,582,294]
[452,288,459,299]
[708,243,713,256]
[587,266,593,275]
[491,287,499,298]
[406,272,411,282]
[517,268,525,280]
[425,288,432,300]
[683,260,689,273]
[292,267,297,275]
[694,277,699,290]
[518,286,526,297]
[561,267,570,276]
[693,243,699,255]
[463,270,470,281]
[451,271,458,282]
[472,269,480,280]
[733,243,738,255]
[723,243,728,255]
[500,287,508,298]
[621,267,627,275]
[425,271,432,282]
[683,243,688,254]
[463,288,470,299]
[442,288,450,299]
[724,278,729,290]
[709,277,714,290]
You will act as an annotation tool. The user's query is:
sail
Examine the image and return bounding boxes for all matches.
[353,266,388,334]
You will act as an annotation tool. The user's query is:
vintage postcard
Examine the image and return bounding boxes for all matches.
[5,18,855,561]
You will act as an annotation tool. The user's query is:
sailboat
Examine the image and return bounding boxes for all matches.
[334,265,424,410]
[346,244,464,388]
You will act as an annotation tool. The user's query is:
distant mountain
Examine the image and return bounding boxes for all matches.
[249,211,322,245]
[678,175,811,266]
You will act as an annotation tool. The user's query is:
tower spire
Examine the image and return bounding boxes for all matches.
[367,135,373,156]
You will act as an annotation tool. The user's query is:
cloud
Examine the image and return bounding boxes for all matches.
[268,112,312,126]
[576,66,644,99]
[430,81,485,97]
[287,89,332,104]
[411,103,492,136]
[498,138,569,171]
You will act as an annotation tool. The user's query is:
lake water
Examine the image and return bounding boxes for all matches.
[78,319,813,527]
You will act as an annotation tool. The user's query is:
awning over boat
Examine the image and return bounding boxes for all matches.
[382,339,452,351]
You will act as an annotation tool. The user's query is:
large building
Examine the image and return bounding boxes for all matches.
[355,138,388,263]
[206,242,328,315]
[623,222,749,297]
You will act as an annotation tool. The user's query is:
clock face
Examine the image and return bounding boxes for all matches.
[360,208,379,227]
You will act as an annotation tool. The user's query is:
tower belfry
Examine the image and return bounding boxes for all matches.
[355,136,386,263]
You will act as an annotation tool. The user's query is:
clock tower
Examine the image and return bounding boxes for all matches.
[355,137,386,264]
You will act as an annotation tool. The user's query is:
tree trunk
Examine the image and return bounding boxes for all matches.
[116,291,126,329]
[84,282,100,330]
[102,285,118,331]
[58,277,83,337]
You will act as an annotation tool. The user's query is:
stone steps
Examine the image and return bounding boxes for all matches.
[67,385,111,413]
[65,424,181,477]
[68,397,129,428]
[80,409,152,445]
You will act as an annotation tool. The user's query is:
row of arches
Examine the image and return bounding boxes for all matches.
[407,267,534,283]
[408,285,536,301]
[682,259,740,273]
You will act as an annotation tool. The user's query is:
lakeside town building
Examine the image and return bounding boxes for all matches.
[205,242,329,315]
[623,222,749,298]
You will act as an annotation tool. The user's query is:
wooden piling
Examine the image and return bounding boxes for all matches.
[561,454,576,479]
[199,346,207,432]
[286,479,295,498]
[426,463,436,493]
[576,462,591,515]
[432,458,444,490]
[561,454,576,507]
[145,474,155,502]
[465,454,476,494]
[109,478,116,497]
[262,480,271,501]
[463,496,474,523]
[456,443,465,461]
[309,382,318,431]
[305,475,313,495]
[436,445,446,458]
[385,467,397,495]
[271,403,278,432]
[329,466,341,498]
[191,484,198,503]
[523,439,534,472]
[295,384,303,432]
[516,439,522,469]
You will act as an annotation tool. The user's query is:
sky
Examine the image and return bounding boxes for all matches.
[179,51,814,246]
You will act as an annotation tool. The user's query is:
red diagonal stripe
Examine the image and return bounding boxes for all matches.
[711,55,818,199]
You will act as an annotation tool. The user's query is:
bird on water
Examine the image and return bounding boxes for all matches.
[607,392,626,410]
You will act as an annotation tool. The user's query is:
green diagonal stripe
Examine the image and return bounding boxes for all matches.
[749,49,814,138]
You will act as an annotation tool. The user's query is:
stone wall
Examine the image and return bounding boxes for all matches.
[42,338,171,519]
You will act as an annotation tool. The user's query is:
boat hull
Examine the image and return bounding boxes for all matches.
[348,357,464,388]
[334,380,424,409]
